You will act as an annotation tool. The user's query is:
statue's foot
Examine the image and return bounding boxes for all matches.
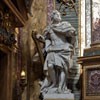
[41,88,48,94]
[56,86,63,93]
[64,89,71,94]
[57,88,62,93]
[48,83,56,89]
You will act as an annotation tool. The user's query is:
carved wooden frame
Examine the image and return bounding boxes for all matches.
[0,44,12,100]
[3,0,26,25]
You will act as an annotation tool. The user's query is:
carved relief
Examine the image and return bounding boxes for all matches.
[86,67,100,96]
[0,10,16,47]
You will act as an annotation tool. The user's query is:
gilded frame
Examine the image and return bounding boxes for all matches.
[3,0,26,25]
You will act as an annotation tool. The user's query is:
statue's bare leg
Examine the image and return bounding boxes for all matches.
[63,64,71,93]
[41,77,51,92]
[58,69,65,93]
[62,80,66,91]
[48,64,56,89]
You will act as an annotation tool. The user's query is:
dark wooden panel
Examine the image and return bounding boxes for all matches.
[0,50,7,100]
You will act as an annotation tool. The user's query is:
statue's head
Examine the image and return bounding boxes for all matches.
[51,10,61,22]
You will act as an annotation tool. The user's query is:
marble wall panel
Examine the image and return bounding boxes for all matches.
[85,0,91,47]
[92,0,100,44]
[80,0,85,56]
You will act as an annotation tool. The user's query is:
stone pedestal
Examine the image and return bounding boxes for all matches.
[78,46,100,100]
[43,93,74,100]
[84,47,100,57]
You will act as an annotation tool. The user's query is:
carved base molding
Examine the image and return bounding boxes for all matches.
[91,42,100,48]
[84,47,100,57]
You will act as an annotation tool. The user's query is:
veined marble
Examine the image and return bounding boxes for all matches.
[85,0,91,47]
[80,0,85,56]
[92,0,100,44]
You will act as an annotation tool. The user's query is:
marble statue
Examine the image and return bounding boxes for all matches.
[36,10,76,94]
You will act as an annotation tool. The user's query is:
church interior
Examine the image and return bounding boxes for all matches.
[0,0,100,100]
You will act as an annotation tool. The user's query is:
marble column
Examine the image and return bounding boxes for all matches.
[83,0,100,57]
[85,0,91,48]
[80,0,86,56]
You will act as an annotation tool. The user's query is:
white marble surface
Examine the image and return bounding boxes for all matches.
[80,0,86,56]
[43,88,74,100]
[85,0,91,47]
[44,93,74,100]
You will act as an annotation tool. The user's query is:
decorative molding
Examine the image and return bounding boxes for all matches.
[84,65,100,100]
[4,0,26,26]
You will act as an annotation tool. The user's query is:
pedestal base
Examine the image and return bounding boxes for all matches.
[78,54,100,100]
[84,47,100,57]
[44,93,74,100]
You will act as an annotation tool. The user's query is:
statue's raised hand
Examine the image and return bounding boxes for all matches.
[36,33,45,43]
